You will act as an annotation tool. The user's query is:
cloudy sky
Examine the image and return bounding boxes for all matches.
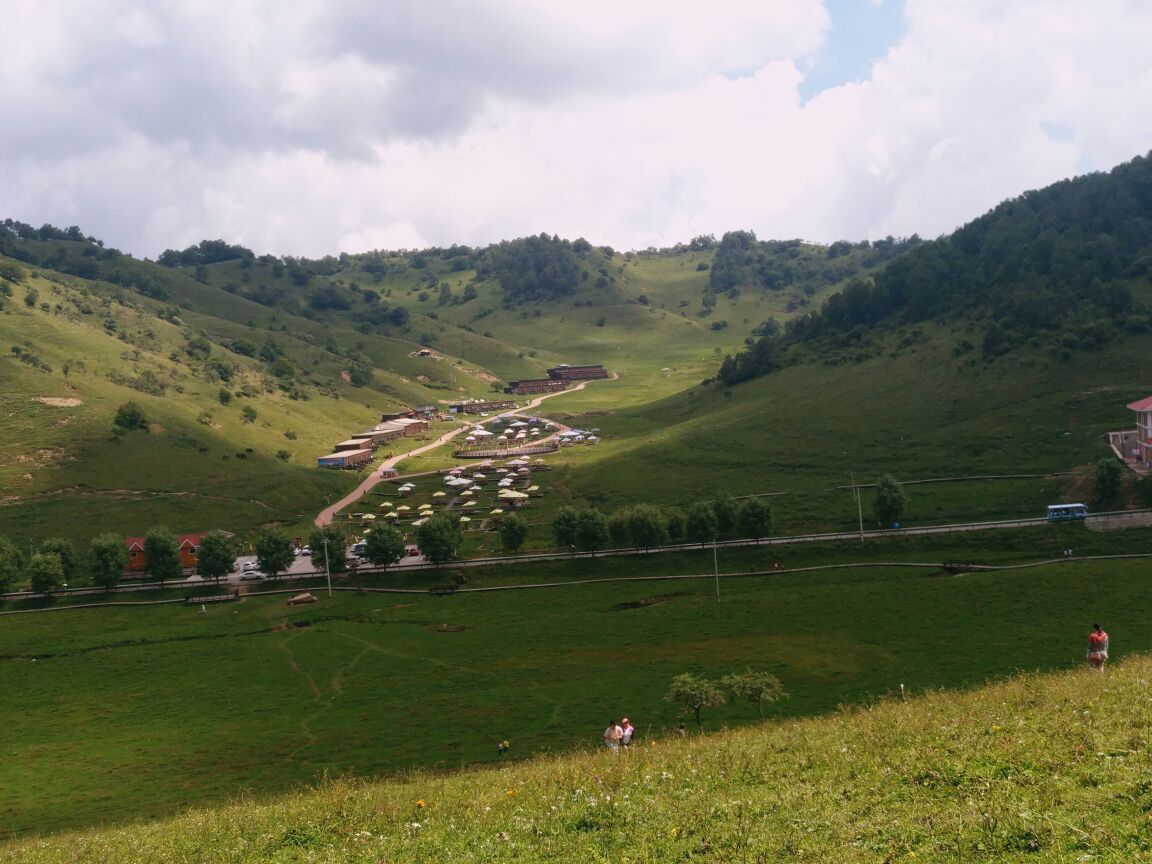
[4,0,1152,258]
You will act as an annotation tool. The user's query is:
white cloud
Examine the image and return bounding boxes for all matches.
[2,1,1152,257]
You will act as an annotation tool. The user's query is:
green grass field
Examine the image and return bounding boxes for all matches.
[7,654,1148,863]
[2,524,1150,837]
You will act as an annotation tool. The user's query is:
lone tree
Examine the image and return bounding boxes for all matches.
[498,514,529,554]
[0,535,26,592]
[255,528,295,578]
[416,513,463,566]
[308,525,349,574]
[114,401,148,431]
[89,533,127,592]
[872,474,905,528]
[1094,456,1125,507]
[721,668,785,722]
[664,672,725,733]
[144,526,181,585]
[196,532,235,583]
[363,524,406,570]
[29,552,65,594]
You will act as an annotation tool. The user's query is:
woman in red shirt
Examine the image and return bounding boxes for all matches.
[1087,622,1109,670]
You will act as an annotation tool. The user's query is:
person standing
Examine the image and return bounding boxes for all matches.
[620,717,634,749]
[1087,622,1109,670]
[603,720,622,752]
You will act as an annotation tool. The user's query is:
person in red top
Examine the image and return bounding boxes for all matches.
[1087,622,1109,670]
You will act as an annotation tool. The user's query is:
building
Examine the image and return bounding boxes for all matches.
[333,439,368,452]
[448,399,517,415]
[505,378,567,395]
[546,364,609,381]
[124,533,205,574]
[317,449,373,469]
[372,422,407,442]
[390,417,429,436]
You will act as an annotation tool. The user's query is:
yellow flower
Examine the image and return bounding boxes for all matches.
[416,799,426,809]
[669,826,679,838]
[506,789,517,797]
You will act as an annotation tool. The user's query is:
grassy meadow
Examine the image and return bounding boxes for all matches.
[3,625,1152,861]
[3,525,1151,837]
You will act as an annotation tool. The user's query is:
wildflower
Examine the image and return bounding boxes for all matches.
[670,827,680,838]
[506,788,517,797]
[416,799,426,809]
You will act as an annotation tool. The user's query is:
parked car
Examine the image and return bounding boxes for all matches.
[240,571,265,581]
[300,545,311,556]
[242,560,259,572]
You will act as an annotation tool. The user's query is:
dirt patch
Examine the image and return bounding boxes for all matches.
[610,592,688,611]
[433,623,466,633]
[416,374,430,383]
[32,397,83,407]
[14,448,65,468]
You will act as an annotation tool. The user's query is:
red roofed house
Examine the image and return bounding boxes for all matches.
[124,533,205,575]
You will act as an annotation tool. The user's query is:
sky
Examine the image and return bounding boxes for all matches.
[3,0,1152,259]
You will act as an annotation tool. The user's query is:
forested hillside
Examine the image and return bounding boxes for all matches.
[717,151,1152,386]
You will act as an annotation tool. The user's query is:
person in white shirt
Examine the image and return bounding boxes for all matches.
[620,717,634,748]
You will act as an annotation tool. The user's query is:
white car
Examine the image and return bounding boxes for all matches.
[240,570,265,581]
[242,560,259,572]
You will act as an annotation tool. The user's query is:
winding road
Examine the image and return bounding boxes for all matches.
[314,381,588,527]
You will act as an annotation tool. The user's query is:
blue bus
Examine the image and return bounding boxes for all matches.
[1047,503,1088,522]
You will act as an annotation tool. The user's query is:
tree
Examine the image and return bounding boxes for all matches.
[574,508,609,551]
[664,672,725,733]
[552,506,579,549]
[241,405,258,424]
[255,528,295,578]
[29,552,64,594]
[873,475,905,528]
[144,526,181,585]
[627,504,668,549]
[736,497,773,541]
[0,535,26,592]
[89,533,127,591]
[664,507,687,543]
[40,537,80,585]
[685,502,718,544]
[363,524,406,570]
[712,492,738,540]
[721,668,785,722]
[607,509,632,547]
[415,513,463,566]
[308,525,349,574]
[498,514,529,554]
[114,401,148,431]
[1094,457,1125,507]
[196,532,235,583]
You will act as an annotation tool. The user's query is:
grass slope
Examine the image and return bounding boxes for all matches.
[3,653,1150,861]
[2,530,1150,837]
[535,324,1147,531]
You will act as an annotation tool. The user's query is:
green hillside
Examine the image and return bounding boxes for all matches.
[4,649,1150,862]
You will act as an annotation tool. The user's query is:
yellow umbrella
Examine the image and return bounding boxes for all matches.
[432,491,446,498]
[489,509,504,515]
[396,505,411,511]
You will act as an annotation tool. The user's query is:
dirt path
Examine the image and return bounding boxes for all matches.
[314,381,588,527]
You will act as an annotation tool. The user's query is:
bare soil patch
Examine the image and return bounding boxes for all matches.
[32,397,83,407]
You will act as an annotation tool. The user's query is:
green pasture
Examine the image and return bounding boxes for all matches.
[2,524,1151,837]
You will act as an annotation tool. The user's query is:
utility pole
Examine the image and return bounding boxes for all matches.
[321,532,332,597]
[713,536,720,600]
[851,470,864,544]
